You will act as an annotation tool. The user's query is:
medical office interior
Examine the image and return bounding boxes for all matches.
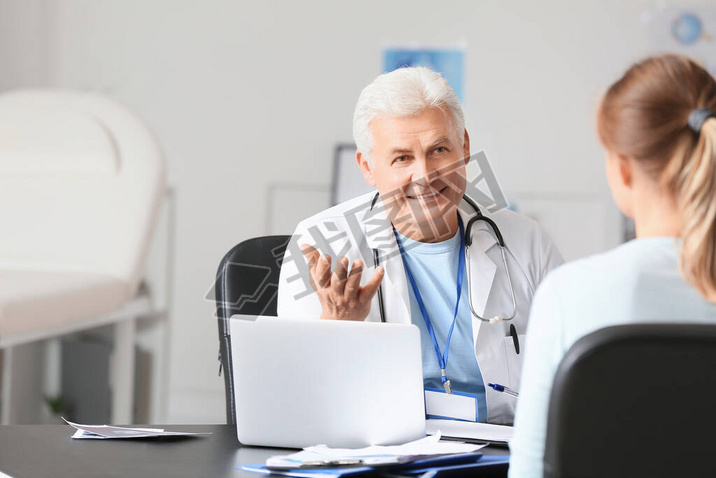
[0,0,713,426]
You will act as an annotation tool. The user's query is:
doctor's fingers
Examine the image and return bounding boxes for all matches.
[343,260,364,297]
[300,245,324,291]
[300,244,321,270]
[358,266,384,302]
[313,254,333,289]
[330,257,350,296]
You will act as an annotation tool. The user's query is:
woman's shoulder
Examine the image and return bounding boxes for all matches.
[540,239,677,294]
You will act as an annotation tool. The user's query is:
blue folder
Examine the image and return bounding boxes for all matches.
[240,452,510,477]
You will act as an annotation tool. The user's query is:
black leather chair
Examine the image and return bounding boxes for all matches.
[543,323,716,478]
[214,235,291,425]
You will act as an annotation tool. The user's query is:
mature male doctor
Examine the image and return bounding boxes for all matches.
[277,66,564,425]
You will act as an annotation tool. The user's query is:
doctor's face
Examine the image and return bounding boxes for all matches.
[357,107,470,243]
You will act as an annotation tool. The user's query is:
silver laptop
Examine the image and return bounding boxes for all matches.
[229,315,426,449]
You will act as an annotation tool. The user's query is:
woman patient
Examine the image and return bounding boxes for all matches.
[508,54,716,477]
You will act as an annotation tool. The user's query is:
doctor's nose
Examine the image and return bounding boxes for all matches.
[410,158,438,184]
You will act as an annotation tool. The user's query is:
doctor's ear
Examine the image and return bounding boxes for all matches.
[357,151,376,187]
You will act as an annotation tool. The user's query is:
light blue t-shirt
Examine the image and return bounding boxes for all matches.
[509,237,716,478]
[395,229,488,423]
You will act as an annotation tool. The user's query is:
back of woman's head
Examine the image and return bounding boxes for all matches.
[597,54,716,302]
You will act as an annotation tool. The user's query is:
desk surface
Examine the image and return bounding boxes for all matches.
[0,424,509,478]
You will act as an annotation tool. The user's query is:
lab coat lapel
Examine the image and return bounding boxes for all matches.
[359,195,499,326]
[459,203,497,338]
[360,195,411,324]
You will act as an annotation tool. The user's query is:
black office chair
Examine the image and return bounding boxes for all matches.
[543,323,716,478]
[214,235,291,425]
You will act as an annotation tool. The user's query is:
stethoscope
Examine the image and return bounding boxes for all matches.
[371,192,518,326]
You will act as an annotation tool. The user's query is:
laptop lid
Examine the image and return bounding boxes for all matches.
[229,315,426,449]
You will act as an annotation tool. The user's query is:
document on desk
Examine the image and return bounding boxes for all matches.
[240,433,487,477]
[426,418,513,444]
[63,419,212,439]
[243,452,495,478]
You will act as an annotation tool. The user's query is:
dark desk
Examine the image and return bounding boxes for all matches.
[0,424,509,477]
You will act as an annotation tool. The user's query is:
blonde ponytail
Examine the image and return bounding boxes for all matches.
[669,118,716,301]
[598,54,716,303]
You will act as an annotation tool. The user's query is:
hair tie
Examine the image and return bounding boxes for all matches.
[688,108,716,133]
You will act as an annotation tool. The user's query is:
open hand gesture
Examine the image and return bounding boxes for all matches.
[301,245,384,321]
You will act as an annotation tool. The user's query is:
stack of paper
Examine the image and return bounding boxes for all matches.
[267,434,484,468]
[241,434,494,477]
[63,419,211,439]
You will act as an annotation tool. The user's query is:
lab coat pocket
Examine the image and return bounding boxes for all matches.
[503,334,527,391]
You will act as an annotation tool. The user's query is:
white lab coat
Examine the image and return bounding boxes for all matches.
[277,191,564,424]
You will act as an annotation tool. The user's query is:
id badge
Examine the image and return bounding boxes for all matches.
[424,388,479,422]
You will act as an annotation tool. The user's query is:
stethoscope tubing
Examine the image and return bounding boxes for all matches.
[464,242,517,323]
[371,192,517,324]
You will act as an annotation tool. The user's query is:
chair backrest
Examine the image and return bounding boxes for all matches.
[0,89,165,294]
[214,235,291,425]
[544,323,716,478]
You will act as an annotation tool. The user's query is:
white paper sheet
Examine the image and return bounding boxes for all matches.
[64,418,212,439]
[265,433,486,469]
[425,419,513,444]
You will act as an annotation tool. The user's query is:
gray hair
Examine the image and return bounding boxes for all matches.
[352,66,465,163]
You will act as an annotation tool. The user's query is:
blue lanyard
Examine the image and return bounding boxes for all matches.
[394,217,465,394]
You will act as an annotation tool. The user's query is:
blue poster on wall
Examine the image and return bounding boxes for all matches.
[383,47,465,101]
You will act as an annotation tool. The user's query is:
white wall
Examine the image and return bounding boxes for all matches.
[3,0,712,423]
[0,0,49,89]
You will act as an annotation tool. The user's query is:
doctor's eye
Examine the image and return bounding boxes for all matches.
[392,155,410,164]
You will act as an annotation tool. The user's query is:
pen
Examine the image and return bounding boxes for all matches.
[297,459,365,468]
[488,382,519,398]
[266,458,365,470]
[509,324,520,354]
